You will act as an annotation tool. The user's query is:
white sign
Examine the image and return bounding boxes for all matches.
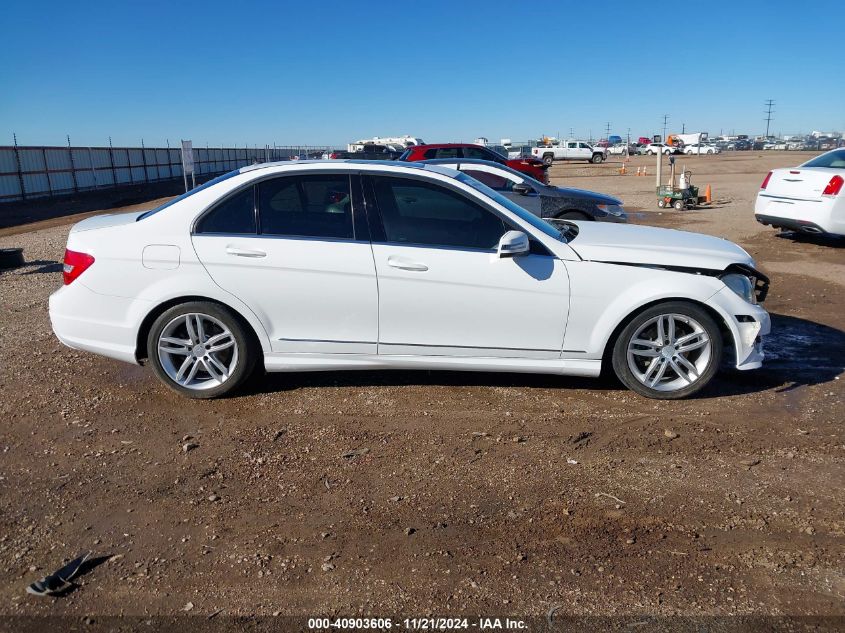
[181,140,194,175]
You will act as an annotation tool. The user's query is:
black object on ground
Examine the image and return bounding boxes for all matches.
[26,551,92,597]
[0,248,24,270]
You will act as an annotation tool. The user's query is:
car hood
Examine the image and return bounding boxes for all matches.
[544,186,621,206]
[566,221,754,270]
[70,211,145,233]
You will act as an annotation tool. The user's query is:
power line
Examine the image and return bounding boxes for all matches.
[764,99,775,138]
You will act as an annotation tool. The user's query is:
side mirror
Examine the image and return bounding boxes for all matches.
[497,230,530,258]
[512,183,533,196]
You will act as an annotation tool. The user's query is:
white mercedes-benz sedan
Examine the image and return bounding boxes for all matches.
[49,160,770,400]
[755,148,845,237]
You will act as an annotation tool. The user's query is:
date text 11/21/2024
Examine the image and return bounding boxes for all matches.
[307,617,528,630]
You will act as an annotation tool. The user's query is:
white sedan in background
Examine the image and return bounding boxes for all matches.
[684,144,720,155]
[50,160,770,400]
[755,148,845,237]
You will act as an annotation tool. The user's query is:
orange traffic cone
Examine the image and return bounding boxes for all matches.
[705,184,712,203]
[642,166,647,177]
[635,167,641,176]
[619,164,627,175]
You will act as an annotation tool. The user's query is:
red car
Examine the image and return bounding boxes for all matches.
[400,144,549,183]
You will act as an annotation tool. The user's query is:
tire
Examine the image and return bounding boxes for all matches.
[611,301,723,399]
[0,248,24,270]
[557,210,591,221]
[591,154,604,164]
[542,154,554,166]
[673,200,684,210]
[147,301,258,399]
[647,150,654,156]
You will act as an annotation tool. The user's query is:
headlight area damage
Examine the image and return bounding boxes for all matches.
[599,261,770,305]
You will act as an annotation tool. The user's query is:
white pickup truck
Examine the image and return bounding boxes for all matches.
[532,140,606,165]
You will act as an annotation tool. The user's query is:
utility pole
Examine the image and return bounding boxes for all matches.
[605,122,611,141]
[764,99,775,138]
[682,123,686,133]
[662,114,669,142]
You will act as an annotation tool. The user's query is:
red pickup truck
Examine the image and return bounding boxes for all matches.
[400,144,549,183]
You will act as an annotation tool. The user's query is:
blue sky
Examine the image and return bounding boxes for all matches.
[2,0,843,147]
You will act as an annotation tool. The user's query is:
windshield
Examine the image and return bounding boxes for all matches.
[456,172,566,243]
[802,149,845,168]
[137,169,241,220]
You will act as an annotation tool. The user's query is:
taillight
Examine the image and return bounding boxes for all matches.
[329,152,338,159]
[62,249,95,285]
[760,171,773,190]
[822,175,844,197]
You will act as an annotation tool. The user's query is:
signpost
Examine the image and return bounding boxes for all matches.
[181,140,195,192]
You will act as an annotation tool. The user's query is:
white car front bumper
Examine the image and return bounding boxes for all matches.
[707,287,770,370]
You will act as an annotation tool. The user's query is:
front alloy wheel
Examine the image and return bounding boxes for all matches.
[612,302,722,399]
[148,301,256,398]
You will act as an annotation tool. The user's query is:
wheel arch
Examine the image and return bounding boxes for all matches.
[599,297,735,372]
[135,295,267,370]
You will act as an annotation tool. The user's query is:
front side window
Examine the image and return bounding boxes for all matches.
[371,176,506,250]
[195,186,256,234]
[258,175,353,239]
[434,147,460,159]
[567,142,577,149]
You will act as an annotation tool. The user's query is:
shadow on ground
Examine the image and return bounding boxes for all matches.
[775,231,844,249]
[244,313,844,400]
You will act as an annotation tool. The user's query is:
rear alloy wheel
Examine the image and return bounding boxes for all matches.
[612,301,722,399]
[647,150,654,155]
[148,301,257,398]
[592,154,604,163]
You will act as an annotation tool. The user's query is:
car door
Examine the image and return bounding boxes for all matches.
[577,142,592,160]
[565,142,578,160]
[364,174,569,358]
[191,172,378,354]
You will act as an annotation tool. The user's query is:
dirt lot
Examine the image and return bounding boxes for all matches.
[0,152,842,626]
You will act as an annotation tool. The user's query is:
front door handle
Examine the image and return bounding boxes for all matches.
[387,256,428,272]
[226,246,267,258]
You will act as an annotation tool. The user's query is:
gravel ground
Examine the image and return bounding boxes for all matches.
[0,152,842,625]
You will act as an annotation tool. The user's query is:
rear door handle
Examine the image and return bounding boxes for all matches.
[226,246,267,258]
[387,255,428,272]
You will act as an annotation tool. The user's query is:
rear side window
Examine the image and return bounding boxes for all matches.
[195,186,256,234]
[258,175,354,240]
[463,169,512,192]
[425,147,459,159]
[802,149,845,168]
[462,146,490,160]
[371,176,506,250]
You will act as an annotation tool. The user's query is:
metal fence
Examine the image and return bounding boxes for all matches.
[0,142,334,203]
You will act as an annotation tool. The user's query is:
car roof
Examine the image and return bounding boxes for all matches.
[409,143,489,149]
[238,159,460,178]
[419,158,513,169]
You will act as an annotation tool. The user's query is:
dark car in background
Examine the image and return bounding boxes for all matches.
[401,143,549,183]
[328,144,404,160]
[421,158,627,223]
